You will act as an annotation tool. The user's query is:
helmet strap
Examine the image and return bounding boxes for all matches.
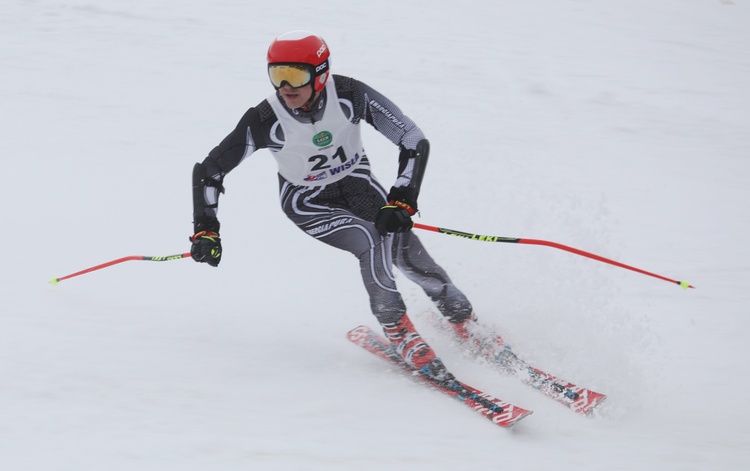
[299,88,320,111]
[300,88,320,112]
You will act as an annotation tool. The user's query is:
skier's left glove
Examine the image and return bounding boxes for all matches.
[190,231,222,267]
[374,187,417,236]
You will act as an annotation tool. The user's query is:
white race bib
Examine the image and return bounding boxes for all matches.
[268,80,365,186]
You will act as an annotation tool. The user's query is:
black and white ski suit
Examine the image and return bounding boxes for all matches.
[192,74,472,325]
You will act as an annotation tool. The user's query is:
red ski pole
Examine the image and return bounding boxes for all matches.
[412,222,694,289]
[50,252,191,285]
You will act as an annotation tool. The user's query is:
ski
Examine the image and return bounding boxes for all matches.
[347,325,533,429]
[426,314,606,415]
[429,314,607,415]
[488,347,607,415]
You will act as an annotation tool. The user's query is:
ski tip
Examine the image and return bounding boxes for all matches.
[49,277,59,286]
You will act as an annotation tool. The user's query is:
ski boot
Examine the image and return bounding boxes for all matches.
[382,314,454,382]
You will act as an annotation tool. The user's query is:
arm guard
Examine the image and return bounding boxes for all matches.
[192,162,224,233]
[390,138,429,211]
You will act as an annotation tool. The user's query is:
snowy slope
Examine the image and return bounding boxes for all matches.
[2,0,749,469]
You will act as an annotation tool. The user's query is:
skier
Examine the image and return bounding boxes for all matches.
[189,31,496,380]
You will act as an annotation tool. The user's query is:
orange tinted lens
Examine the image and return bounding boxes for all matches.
[268,65,312,88]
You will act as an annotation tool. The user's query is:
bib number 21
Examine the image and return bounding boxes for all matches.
[308,146,348,171]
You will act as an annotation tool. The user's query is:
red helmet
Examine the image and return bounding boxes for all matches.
[267,31,330,92]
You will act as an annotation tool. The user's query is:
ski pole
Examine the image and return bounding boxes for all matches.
[412,222,694,289]
[50,252,191,285]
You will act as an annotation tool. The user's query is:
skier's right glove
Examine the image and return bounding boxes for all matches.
[190,231,222,267]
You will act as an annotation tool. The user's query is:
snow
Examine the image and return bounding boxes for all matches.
[2,0,749,469]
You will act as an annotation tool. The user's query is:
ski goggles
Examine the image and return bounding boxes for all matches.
[268,63,314,89]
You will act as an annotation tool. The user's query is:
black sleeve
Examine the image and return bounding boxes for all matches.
[334,75,429,205]
[202,102,271,178]
[192,100,275,231]
[334,75,426,152]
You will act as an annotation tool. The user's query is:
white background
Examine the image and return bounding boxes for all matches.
[2,1,748,469]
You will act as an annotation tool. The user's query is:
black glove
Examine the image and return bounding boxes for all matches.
[374,187,417,236]
[190,230,222,267]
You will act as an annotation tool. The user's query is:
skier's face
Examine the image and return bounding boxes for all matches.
[278,83,315,109]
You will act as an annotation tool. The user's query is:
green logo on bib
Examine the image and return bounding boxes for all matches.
[313,131,333,147]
